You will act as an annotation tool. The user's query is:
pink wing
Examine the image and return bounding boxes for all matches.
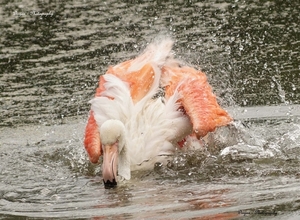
[162,64,232,138]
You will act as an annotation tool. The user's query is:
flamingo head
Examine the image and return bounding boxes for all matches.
[100,119,130,189]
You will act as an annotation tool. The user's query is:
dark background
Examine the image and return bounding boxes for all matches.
[1,0,299,126]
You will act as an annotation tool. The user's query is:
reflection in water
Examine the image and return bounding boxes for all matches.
[0,0,300,219]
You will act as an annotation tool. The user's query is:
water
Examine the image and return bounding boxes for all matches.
[1,0,300,219]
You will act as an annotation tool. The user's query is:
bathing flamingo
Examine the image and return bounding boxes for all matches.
[84,38,232,188]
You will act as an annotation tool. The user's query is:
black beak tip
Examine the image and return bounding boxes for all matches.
[103,179,117,189]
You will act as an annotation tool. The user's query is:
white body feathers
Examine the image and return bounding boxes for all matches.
[89,39,193,179]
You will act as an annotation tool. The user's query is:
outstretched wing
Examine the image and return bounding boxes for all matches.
[162,64,232,138]
[106,38,173,103]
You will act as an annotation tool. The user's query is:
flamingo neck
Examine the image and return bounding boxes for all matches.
[100,119,131,181]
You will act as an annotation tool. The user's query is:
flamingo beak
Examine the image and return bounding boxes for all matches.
[102,142,118,189]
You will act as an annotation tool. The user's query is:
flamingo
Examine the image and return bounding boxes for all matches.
[84,38,232,188]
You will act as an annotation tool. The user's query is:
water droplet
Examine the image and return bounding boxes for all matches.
[225,45,231,54]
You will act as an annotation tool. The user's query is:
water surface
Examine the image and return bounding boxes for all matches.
[0,0,300,219]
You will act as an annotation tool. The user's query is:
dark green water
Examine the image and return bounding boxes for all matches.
[0,0,300,219]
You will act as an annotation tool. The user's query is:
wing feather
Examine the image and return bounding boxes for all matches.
[162,65,232,138]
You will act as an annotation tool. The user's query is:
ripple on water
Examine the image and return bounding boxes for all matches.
[0,116,300,218]
[1,0,300,219]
